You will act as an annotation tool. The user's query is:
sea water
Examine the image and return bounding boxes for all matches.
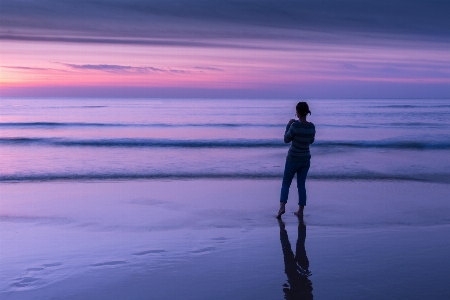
[1,98,449,183]
[1,98,450,299]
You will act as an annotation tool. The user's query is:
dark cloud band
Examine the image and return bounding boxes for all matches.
[1,0,449,43]
[0,34,279,50]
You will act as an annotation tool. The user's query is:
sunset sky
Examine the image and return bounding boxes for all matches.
[1,0,449,98]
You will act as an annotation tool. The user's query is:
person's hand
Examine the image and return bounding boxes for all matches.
[287,119,296,126]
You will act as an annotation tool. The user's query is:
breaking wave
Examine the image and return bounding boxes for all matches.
[1,137,449,149]
[1,171,449,183]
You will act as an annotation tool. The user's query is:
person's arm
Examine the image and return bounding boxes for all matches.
[284,120,296,143]
[310,127,315,144]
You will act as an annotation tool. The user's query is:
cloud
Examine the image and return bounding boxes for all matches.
[1,1,448,98]
[194,66,223,72]
[2,64,177,74]
[62,63,160,73]
[341,63,359,70]
[0,34,280,50]
[2,66,52,71]
[59,63,190,74]
[3,63,219,75]
[169,69,188,74]
[1,65,67,72]
[1,0,448,44]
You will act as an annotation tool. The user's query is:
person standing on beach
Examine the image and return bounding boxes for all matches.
[277,102,315,218]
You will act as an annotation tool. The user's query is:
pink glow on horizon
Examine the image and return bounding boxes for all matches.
[1,38,449,95]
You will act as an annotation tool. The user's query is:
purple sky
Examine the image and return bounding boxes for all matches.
[1,0,449,98]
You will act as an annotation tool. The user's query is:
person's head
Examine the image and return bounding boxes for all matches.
[296,102,311,118]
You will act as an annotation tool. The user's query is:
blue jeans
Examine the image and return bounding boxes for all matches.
[280,160,310,206]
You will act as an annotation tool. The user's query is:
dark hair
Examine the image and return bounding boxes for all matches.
[296,102,311,117]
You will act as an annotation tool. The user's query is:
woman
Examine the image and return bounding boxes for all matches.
[277,102,315,218]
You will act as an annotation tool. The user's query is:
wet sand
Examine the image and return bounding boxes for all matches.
[1,180,449,299]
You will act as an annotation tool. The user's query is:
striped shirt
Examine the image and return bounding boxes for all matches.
[284,121,316,161]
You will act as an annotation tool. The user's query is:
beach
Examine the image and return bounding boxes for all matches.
[1,98,450,299]
[1,179,449,299]
[2,0,450,297]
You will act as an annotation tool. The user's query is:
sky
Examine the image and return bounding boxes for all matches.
[0,0,449,98]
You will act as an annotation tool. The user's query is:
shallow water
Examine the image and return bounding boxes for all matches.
[1,98,449,182]
[1,180,449,299]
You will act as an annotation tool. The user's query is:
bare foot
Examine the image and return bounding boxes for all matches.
[294,210,303,217]
[276,208,285,219]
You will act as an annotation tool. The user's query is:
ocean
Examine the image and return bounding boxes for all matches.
[1,98,449,183]
[1,98,450,300]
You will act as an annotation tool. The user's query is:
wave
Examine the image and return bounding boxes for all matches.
[315,140,450,150]
[385,122,446,127]
[0,137,285,148]
[0,122,283,128]
[1,137,450,149]
[1,171,449,183]
[2,122,447,130]
[319,122,447,128]
[45,105,108,109]
[368,104,450,108]
[0,122,119,127]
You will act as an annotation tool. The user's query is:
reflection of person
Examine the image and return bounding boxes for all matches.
[278,218,313,300]
[277,102,315,218]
